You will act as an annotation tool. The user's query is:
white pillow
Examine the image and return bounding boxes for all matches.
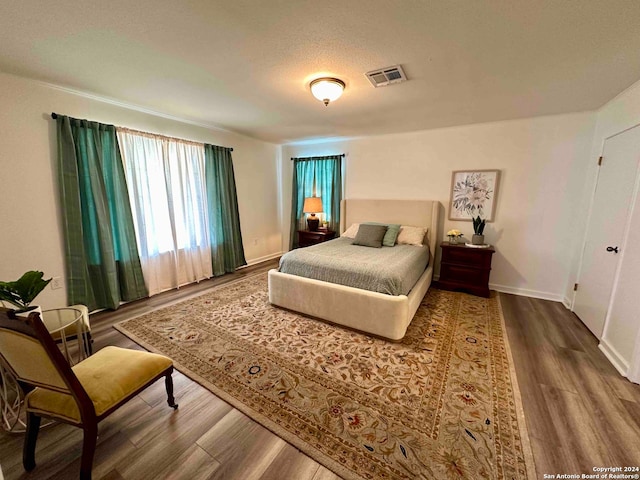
[341,223,360,238]
[397,225,427,246]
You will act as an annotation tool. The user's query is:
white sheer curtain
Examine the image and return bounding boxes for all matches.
[117,129,212,295]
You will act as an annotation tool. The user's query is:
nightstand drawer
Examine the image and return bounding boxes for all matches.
[297,230,335,248]
[303,233,324,242]
[440,263,489,285]
[442,247,493,268]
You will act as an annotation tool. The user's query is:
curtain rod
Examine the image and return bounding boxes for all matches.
[50,113,233,151]
[290,154,345,161]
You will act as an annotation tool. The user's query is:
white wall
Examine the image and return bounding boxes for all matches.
[282,112,596,301]
[0,73,281,309]
[574,79,640,373]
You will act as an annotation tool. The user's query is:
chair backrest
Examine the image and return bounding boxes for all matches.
[0,308,94,420]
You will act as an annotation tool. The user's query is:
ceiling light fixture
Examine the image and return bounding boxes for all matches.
[310,77,345,106]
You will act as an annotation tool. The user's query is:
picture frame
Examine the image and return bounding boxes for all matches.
[449,169,501,221]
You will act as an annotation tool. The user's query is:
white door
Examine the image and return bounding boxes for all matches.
[574,125,640,338]
[602,185,640,379]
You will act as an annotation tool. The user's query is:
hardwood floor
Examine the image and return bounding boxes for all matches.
[1,264,639,479]
[500,294,640,475]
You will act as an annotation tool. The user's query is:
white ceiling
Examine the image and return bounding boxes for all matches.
[2,1,640,144]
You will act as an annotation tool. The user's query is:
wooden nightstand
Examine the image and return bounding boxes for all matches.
[297,230,335,248]
[437,242,495,297]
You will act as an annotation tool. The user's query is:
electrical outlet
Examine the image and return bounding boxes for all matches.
[51,276,63,290]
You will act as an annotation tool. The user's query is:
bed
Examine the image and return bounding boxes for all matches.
[268,199,440,340]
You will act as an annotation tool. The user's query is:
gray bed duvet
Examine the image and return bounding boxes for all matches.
[278,236,430,296]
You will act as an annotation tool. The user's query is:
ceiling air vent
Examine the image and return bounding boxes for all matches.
[365,65,407,88]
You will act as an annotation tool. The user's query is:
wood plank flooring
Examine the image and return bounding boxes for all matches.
[1,263,639,479]
[500,294,640,475]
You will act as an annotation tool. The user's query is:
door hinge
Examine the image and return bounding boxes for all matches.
[598,156,603,166]
[574,283,579,291]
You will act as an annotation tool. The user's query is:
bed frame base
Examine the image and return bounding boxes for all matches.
[268,266,433,340]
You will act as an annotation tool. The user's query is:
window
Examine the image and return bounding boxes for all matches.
[290,155,343,249]
[117,129,211,294]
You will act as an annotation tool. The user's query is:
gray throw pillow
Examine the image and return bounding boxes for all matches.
[364,222,401,247]
[352,224,388,248]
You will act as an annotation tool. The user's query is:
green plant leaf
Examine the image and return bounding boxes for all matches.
[472,216,486,235]
[0,271,51,310]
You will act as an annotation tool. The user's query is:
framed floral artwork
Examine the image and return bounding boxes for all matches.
[449,169,501,221]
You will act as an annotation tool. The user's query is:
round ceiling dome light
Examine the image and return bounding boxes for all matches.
[310,77,345,106]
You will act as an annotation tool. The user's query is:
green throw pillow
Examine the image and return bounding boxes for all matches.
[364,222,401,247]
[353,224,388,248]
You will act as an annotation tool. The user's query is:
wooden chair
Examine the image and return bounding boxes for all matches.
[0,308,178,480]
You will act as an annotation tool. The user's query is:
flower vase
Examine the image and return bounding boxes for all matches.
[449,236,458,245]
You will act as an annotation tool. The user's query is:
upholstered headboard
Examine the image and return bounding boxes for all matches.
[339,199,440,254]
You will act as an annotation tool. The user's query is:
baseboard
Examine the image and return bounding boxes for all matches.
[243,251,283,267]
[489,283,564,302]
[562,296,573,310]
[599,339,629,377]
[432,276,566,302]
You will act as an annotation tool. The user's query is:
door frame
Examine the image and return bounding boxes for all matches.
[571,138,605,314]
[573,122,640,382]
[629,331,640,384]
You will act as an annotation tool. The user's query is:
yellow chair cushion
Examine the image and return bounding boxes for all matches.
[26,346,173,424]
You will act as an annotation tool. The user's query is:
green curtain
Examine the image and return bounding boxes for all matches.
[289,155,342,249]
[204,144,247,275]
[56,115,148,310]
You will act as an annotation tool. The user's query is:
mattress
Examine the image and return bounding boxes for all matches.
[278,236,430,295]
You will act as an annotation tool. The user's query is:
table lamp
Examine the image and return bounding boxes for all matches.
[303,196,323,231]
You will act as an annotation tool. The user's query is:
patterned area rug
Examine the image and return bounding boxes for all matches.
[115,273,535,480]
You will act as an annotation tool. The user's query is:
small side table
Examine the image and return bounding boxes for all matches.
[298,229,335,248]
[437,242,495,297]
[42,307,92,364]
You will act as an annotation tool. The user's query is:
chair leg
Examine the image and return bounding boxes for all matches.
[80,423,97,480]
[23,412,41,471]
[82,331,94,356]
[165,371,178,409]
